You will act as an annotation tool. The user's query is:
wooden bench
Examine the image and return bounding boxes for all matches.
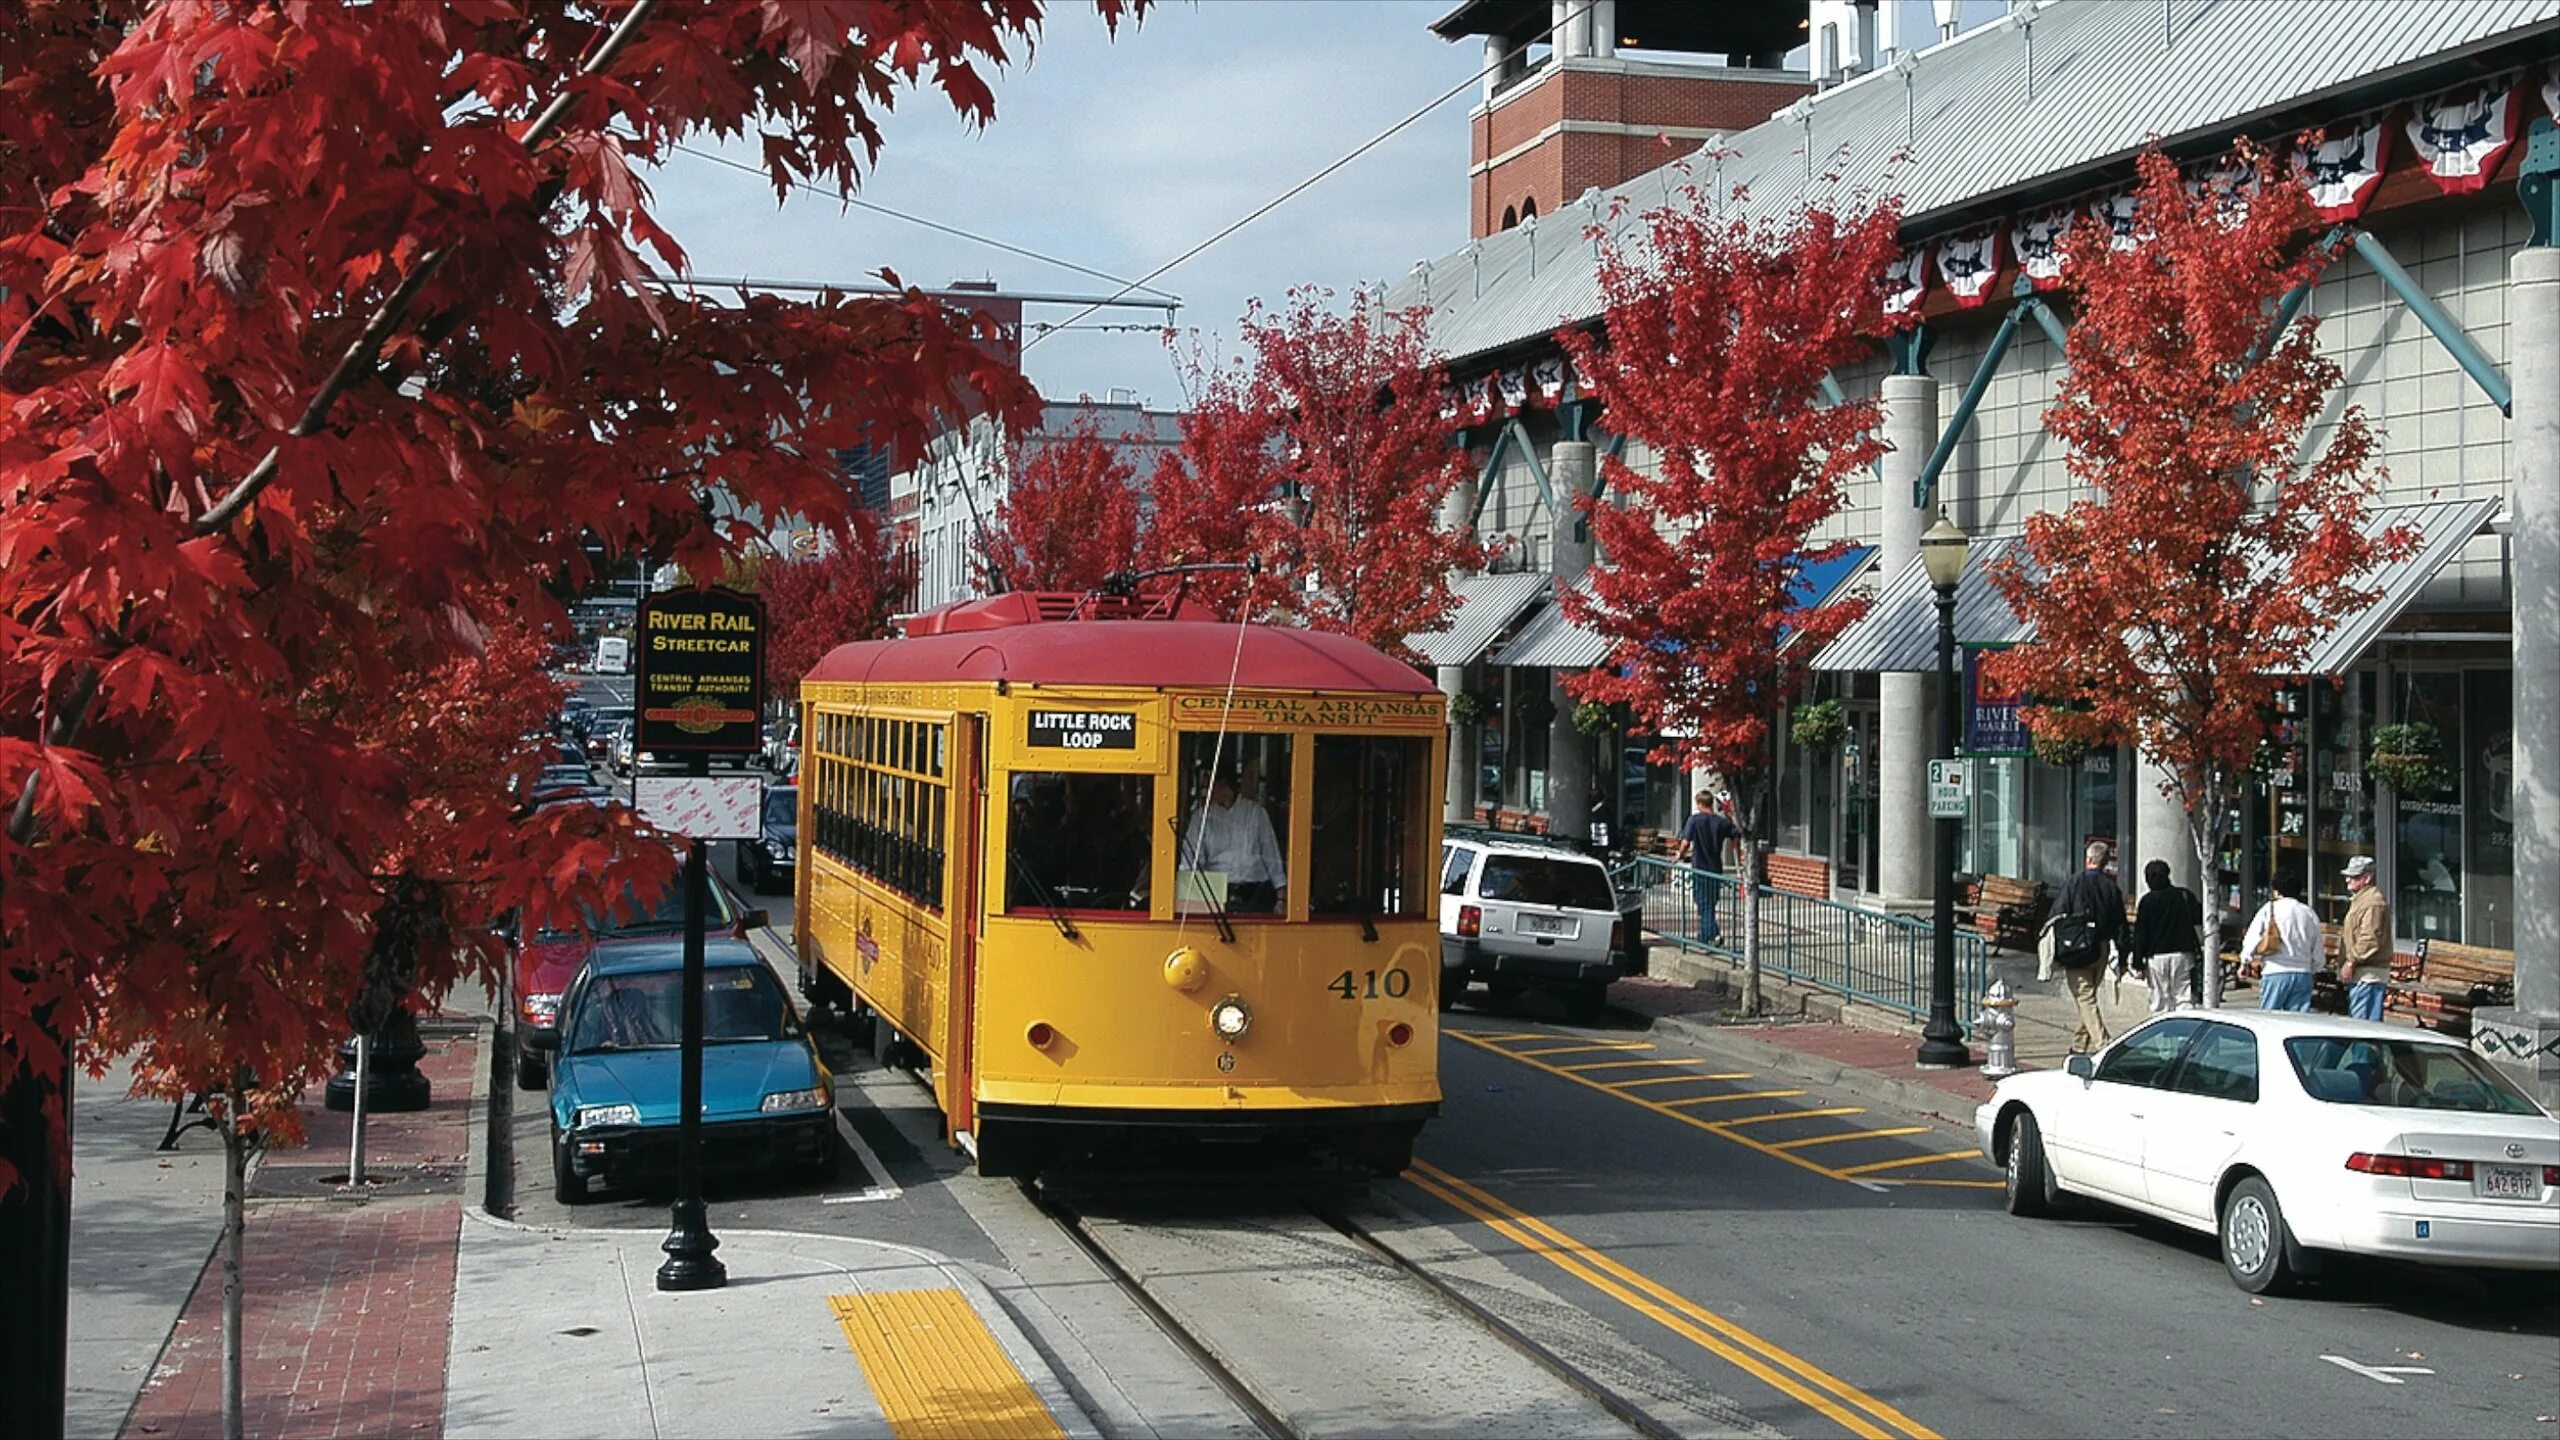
[1954,874,2049,952]
[2388,939,2515,1039]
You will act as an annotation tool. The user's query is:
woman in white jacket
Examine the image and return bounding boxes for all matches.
[2240,874,2323,1011]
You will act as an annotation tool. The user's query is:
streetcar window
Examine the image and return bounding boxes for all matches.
[1176,734,1292,917]
[1309,737,1434,919]
[1007,772,1153,913]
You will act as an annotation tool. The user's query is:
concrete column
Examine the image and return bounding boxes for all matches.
[1545,441,1599,843]
[1551,0,1584,58]
[1481,34,1505,101]
[1875,374,1938,907]
[1439,478,1476,827]
[2135,754,2201,892]
[1590,0,1617,59]
[2478,245,2560,1105]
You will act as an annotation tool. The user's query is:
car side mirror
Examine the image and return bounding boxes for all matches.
[737,909,770,934]
[2065,1053,2095,1081]
[524,1028,562,1053]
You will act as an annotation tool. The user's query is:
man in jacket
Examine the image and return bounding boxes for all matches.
[2051,841,2128,1053]
[2241,875,2324,1010]
[2123,859,2205,1015]
[2337,855,2392,1021]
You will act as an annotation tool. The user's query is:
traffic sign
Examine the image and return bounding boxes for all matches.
[635,587,765,755]
[1929,759,1970,820]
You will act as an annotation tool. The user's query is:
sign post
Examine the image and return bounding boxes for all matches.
[636,586,765,1295]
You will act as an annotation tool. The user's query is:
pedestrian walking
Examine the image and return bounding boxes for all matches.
[1676,791,1743,945]
[2050,840,2128,1053]
[2337,855,2392,1021]
[2240,875,2323,1011]
[2124,859,2204,1015]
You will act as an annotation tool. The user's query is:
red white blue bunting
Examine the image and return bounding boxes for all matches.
[1935,227,2002,308]
[2086,188,2141,251]
[1531,356,1568,404]
[1496,366,1528,413]
[2010,206,2075,291]
[1879,248,1927,316]
[2298,115,2390,221]
[2405,77,2518,195]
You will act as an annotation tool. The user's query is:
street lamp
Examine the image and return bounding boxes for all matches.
[1917,511,1973,1069]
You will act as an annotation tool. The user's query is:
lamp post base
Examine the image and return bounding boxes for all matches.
[1915,1016,1972,1070]
[655,1201,727,1292]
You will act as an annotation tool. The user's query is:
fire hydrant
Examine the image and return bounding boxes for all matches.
[1975,979,2019,1080]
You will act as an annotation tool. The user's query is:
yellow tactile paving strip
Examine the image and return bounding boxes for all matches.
[829,1289,1065,1440]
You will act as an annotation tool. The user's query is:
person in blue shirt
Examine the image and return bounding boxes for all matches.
[1677,791,1743,944]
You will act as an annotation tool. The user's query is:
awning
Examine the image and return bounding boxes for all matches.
[1493,546,1877,670]
[1811,537,2032,673]
[1809,496,2500,675]
[1404,572,1552,667]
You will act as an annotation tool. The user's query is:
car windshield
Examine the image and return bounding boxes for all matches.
[2284,1036,2544,1114]
[764,789,797,827]
[538,876,738,939]
[565,965,794,1052]
[1477,854,1614,911]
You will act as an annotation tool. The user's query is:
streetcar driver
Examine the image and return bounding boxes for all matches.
[1181,764,1286,914]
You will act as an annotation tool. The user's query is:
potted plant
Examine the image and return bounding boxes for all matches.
[2369,722,2448,796]
[2029,728,2089,769]
[1512,690,1557,733]
[1446,689,1488,727]
[1789,698,1847,755]
[1571,700,1613,737]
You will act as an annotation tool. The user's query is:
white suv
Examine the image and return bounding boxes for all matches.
[1439,834,1643,1022]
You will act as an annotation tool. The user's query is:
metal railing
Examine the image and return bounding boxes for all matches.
[1614,855,1989,1027]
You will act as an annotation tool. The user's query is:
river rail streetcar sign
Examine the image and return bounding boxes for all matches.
[636,586,766,754]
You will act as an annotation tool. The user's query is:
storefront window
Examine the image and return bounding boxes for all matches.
[1774,715,1809,853]
[1309,736,1433,918]
[1006,772,1153,913]
[2073,751,2119,856]
[2463,668,2513,949]
[1512,667,1550,813]
[2392,672,2463,944]
[1964,756,2026,878]
[2310,672,2377,928]
[1177,733,1292,917]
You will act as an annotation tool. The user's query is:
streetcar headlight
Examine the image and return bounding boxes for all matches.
[1209,995,1252,1041]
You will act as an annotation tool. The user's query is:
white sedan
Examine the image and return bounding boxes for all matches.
[1976,1010,2559,1293]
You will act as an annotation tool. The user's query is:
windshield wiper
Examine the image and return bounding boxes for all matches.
[1009,856,1081,941]
[1167,818,1236,945]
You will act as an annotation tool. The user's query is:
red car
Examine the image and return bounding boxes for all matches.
[511,872,764,1090]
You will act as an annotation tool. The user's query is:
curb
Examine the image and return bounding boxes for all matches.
[1638,1011,1991,1131]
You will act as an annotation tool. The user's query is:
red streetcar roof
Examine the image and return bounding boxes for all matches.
[806,617,1436,693]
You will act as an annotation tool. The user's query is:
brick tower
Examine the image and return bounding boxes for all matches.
[1433,0,1817,239]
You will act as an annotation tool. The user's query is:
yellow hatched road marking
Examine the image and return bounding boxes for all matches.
[1610,1072,1756,1088]
[1461,1031,1551,1042]
[1510,1042,1655,1059]
[1890,1178,2004,1189]
[1833,1150,1987,1178]
[1408,1161,1941,1440]
[1446,1031,1939,1189]
[1657,1089,1807,1108]
[829,1290,1064,1440]
[1769,1126,1931,1151]
[1560,1057,1706,1074]
[1718,1107,1866,1129]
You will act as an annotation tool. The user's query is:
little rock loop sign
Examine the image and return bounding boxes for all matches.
[636,586,765,756]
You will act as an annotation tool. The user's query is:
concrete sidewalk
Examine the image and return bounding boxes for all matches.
[66,1065,226,1439]
[445,1217,1096,1440]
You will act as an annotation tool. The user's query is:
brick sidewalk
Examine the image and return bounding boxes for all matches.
[123,1031,477,1440]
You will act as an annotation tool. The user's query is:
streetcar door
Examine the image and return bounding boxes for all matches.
[944,713,986,1147]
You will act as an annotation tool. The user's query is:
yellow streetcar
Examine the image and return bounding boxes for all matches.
[790,588,1445,1177]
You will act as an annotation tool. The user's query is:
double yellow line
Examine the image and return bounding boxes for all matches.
[1408,1160,1939,1440]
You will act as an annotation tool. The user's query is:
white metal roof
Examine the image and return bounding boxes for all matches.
[1405,572,1555,666]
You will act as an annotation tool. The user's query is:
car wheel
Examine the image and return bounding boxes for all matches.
[1486,977,1526,1003]
[2003,1110,2059,1217]
[1561,981,1609,1025]
[2220,1175,2297,1295]
[552,1132,589,1206]
[514,1050,547,1092]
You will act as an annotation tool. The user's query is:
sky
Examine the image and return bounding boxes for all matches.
[640,1,2000,409]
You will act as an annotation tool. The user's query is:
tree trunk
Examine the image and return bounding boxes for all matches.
[220,1088,247,1440]
[1737,832,1763,1017]
[345,1033,369,1188]
[2190,771,2226,1009]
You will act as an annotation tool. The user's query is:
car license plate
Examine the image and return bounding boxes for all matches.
[2478,1164,2539,1199]
[1520,913,1576,938]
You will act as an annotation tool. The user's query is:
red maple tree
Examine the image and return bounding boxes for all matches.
[1983,144,2409,1003]
[1147,290,1484,653]
[1557,191,1903,1014]
[0,2,1134,1428]
[976,411,1149,594]
[764,509,916,695]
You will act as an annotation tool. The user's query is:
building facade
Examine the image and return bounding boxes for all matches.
[1389,0,2560,1088]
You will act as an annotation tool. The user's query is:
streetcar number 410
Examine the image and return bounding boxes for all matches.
[1328,968,1410,1001]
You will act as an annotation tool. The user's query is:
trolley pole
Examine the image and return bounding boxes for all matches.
[657,759,726,1292]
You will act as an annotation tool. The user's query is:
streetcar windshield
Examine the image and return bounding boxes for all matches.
[1176,733,1292,918]
[1006,772,1153,913]
[1309,736,1434,919]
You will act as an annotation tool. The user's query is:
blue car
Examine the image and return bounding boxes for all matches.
[537,938,833,1204]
